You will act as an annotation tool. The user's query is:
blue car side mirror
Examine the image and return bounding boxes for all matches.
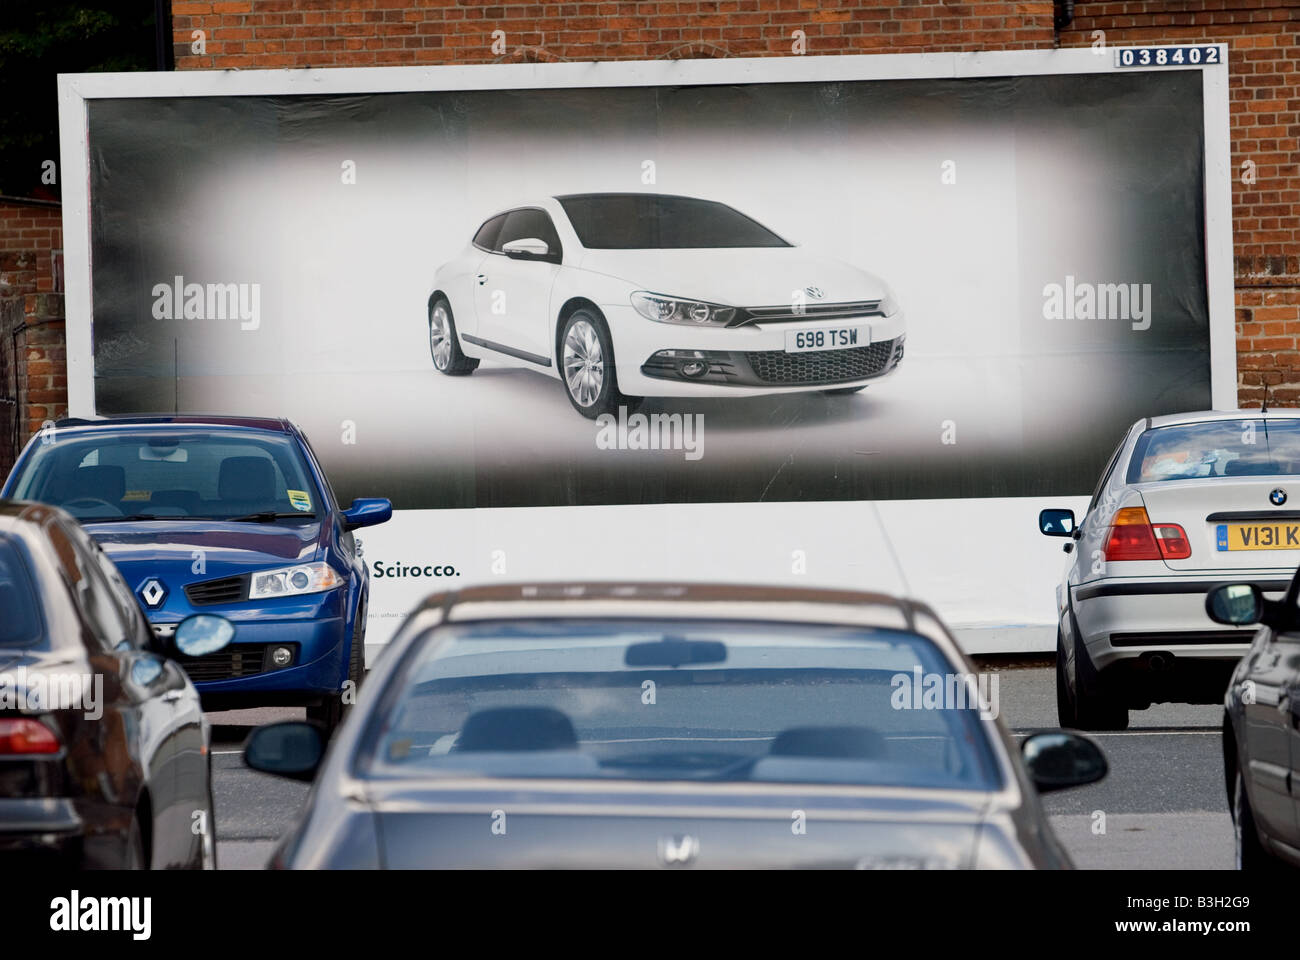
[342,498,392,531]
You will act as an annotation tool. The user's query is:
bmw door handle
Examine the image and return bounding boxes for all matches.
[476,273,487,286]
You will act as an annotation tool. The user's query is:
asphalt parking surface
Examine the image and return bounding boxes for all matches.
[210,663,1230,869]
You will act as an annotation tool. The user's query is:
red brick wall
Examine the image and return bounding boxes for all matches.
[0,199,65,474]
[169,1,1059,66]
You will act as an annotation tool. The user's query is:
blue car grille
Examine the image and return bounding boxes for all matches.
[178,645,271,683]
[184,574,250,606]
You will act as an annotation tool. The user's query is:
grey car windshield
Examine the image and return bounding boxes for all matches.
[367,619,1003,790]
[1127,419,1300,482]
[557,195,792,249]
[10,431,323,522]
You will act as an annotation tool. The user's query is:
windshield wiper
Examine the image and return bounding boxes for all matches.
[227,511,317,523]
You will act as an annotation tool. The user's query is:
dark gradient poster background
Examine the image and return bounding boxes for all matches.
[87,72,1209,510]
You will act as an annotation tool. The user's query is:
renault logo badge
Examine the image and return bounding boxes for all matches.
[1271,488,1288,506]
[138,578,168,609]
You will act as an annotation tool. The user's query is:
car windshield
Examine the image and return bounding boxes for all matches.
[557,195,792,249]
[1127,419,1300,482]
[367,619,1002,791]
[9,430,324,522]
[0,535,42,648]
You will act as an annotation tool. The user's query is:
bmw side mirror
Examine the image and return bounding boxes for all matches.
[342,498,392,531]
[1038,508,1075,538]
[245,721,325,782]
[1205,583,1264,626]
[502,238,550,261]
[174,614,235,657]
[1022,731,1107,794]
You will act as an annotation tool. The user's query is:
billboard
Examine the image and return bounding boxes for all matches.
[58,49,1235,653]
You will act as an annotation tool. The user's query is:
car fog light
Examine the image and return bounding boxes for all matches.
[270,646,293,668]
[680,360,707,378]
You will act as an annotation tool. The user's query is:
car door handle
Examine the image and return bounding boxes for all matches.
[476,273,487,285]
[161,689,185,703]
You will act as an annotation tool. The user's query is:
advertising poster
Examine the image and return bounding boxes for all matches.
[62,52,1233,651]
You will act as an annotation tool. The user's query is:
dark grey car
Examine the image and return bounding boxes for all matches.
[246,583,1106,869]
[1208,575,1300,870]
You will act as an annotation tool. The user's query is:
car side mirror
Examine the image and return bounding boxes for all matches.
[1205,583,1265,626]
[244,721,325,782]
[1038,508,1075,538]
[1021,731,1107,794]
[342,498,392,531]
[502,237,551,261]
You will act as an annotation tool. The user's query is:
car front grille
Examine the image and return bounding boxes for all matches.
[178,645,270,683]
[184,574,249,606]
[729,300,886,326]
[746,337,899,385]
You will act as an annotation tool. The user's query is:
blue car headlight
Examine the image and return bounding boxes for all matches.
[249,561,342,600]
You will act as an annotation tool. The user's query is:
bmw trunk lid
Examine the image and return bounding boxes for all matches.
[1135,477,1300,572]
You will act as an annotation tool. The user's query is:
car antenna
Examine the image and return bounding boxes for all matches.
[1260,382,1271,414]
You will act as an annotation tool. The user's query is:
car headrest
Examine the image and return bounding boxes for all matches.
[1224,458,1275,477]
[769,725,886,759]
[456,707,579,752]
[218,456,277,502]
[66,465,126,503]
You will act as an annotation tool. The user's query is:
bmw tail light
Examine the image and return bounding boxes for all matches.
[0,718,61,755]
[1152,523,1192,559]
[1104,506,1191,562]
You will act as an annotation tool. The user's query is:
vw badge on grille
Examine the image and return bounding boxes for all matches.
[658,834,699,866]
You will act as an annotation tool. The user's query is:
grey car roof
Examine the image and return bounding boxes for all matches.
[1145,409,1300,429]
[410,581,959,654]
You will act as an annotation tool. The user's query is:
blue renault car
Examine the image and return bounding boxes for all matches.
[1,415,391,732]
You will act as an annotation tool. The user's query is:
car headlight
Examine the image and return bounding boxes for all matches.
[631,291,736,327]
[249,562,342,600]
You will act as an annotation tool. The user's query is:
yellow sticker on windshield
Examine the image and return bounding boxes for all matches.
[287,489,312,512]
[122,490,151,501]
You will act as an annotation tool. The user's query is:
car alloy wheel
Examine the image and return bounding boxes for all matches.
[563,318,605,409]
[429,303,453,371]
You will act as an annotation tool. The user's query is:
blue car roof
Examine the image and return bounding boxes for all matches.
[52,415,295,434]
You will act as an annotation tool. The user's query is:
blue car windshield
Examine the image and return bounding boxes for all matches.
[9,430,324,522]
[366,619,1004,791]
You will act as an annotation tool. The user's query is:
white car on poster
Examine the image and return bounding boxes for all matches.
[427,193,906,418]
